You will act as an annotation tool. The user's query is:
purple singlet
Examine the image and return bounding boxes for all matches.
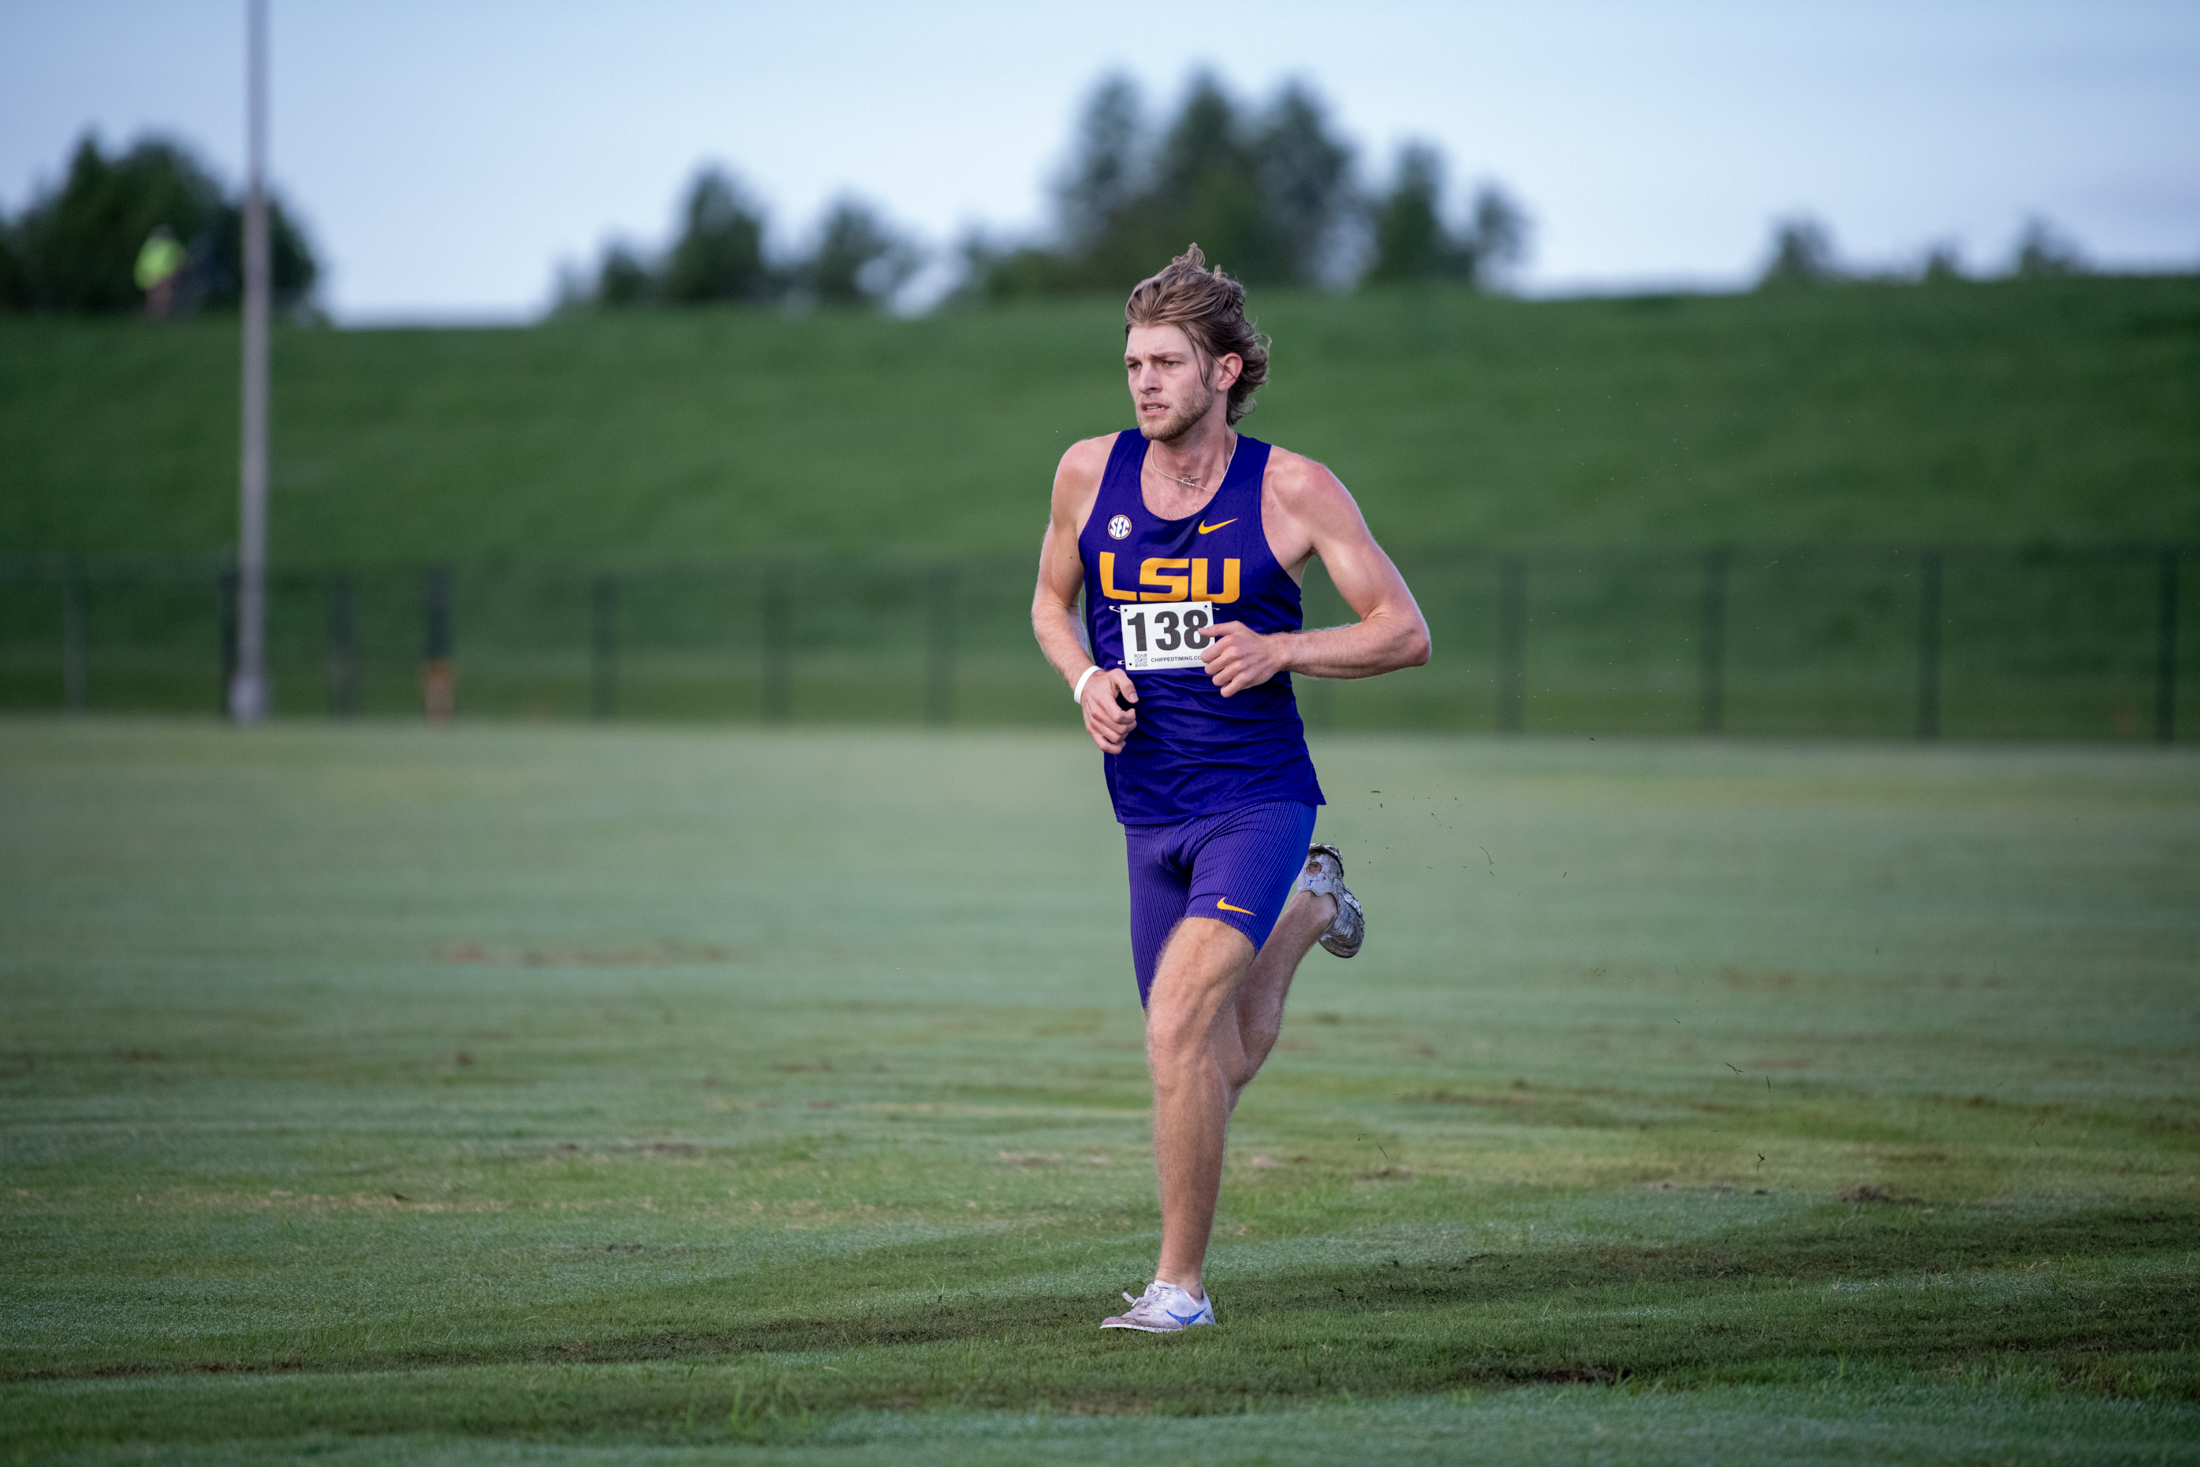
[1078,430,1326,826]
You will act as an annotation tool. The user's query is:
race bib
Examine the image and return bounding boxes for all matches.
[1117,602,1217,671]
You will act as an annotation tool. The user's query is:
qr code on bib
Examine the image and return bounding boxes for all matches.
[1117,602,1216,671]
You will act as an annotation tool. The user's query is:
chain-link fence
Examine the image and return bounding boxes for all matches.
[1,546,2187,741]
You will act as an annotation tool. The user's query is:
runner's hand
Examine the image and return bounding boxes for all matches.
[1080,668,1139,753]
[1201,622,1286,697]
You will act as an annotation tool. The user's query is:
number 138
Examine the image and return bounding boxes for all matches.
[1125,607,1210,653]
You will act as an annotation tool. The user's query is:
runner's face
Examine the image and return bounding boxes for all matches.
[1125,324,1240,443]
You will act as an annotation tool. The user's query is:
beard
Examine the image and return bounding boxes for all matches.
[1137,390,1221,445]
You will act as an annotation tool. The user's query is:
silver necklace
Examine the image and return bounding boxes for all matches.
[1146,439,1235,492]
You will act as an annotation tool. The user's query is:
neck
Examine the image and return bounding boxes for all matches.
[1145,405,1235,488]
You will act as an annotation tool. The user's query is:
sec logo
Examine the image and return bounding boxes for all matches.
[1107,514,1133,540]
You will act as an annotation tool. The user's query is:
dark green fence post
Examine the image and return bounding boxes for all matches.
[62,561,87,716]
[1496,555,1526,733]
[925,564,957,727]
[218,564,238,715]
[2158,547,2180,745]
[423,565,454,721]
[327,572,357,718]
[1916,548,1943,741]
[761,564,791,724]
[1699,546,1729,735]
[591,573,619,721]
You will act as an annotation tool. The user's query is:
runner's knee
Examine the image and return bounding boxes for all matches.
[1144,999,1212,1071]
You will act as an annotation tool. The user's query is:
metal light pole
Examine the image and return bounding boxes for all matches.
[229,0,271,723]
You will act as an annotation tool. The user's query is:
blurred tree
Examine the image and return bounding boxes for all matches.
[1364,143,1527,289]
[591,244,655,308]
[971,72,1362,299]
[1249,82,1355,285]
[1467,182,1531,288]
[1759,216,1840,288]
[197,194,320,311]
[801,197,920,308]
[1056,74,1149,275]
[1150,74,1276,282]
[7,133,317,314]
[2012,217,2087,279]
[662,167,771,304]
[570,171,916,314]
[0,222,26,312]
[1366,143,1460,284]
[572,165,775,311]
[14,135,219,312]
[1921,242,1966,284]
[957,231,1080,303]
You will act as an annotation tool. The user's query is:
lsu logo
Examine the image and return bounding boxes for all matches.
[1096,552,1240,603]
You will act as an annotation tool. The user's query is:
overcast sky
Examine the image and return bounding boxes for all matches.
[3,0,2195,322]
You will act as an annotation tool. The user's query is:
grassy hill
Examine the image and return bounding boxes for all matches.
[2,275,2196,563]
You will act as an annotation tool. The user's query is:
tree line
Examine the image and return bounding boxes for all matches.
[559,172,920,313]
[955,73,1528,302]
[564,71,2096,313]
[0,133,318,316]
[1,75,2102,320]
[566,73,1532,313]
[1758,214,2091,288]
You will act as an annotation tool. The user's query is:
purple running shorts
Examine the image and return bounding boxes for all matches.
[1122,799,1319,1008]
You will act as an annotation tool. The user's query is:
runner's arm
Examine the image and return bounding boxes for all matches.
[1032,439,1141,753]
[1201,458,1430,696]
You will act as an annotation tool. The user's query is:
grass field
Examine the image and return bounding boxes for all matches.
[2,719,2197,1463]
[3,275,2197,563]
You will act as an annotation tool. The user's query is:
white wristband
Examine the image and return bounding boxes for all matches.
[1072,665,1102,705]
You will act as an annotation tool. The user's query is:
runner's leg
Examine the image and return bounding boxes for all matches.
[1144,915,1255,1298]
[1217,888,1337,1109]
[1145,802,1319,1297]
[1186,802,1325,1106]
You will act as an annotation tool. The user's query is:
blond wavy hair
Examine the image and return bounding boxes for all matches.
[1123,245,1271,425]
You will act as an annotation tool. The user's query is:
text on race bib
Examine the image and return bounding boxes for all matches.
[1117,602,1217,671]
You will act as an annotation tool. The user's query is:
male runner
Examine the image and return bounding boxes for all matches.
[1031,246,1431,1333]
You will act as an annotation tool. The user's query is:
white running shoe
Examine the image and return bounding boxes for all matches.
[1100,1280,1216,1332]
[1298,844,1364,958]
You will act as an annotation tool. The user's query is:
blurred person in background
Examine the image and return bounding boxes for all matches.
[135,225,185,318]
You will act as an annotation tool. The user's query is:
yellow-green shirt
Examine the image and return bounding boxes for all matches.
[135,234,186,290]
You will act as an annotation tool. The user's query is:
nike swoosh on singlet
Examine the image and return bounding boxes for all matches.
[1196,519,1237,534]
[1216,898,1254,915]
